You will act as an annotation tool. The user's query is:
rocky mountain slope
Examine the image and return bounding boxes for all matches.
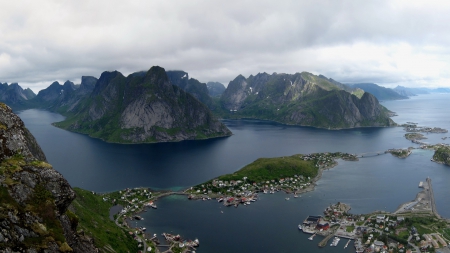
[219,72,395,129]
[54,66,231,143]
[0,103,97,252]
[0,83,36,110]
[350,83,408,101]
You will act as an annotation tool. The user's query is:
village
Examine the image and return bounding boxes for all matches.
[185,152,359,207]
[97,187,199,253]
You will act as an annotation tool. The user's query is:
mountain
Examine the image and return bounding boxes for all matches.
[53,66,231,143]
[0,82,36,110]
[219,72,395,129]
[166,70,214,108]
[28,77,98,112]
[350,83,408,101]
[393,85,420,97]
[207,82,226,97]
[31,81,77,109]
[393,86,450,97]
[432,88,450,93]
[0,103,97,252]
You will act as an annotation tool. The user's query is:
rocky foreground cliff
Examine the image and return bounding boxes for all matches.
[0,103,96,252]
[219,72,395,129]
[53,66,231,143]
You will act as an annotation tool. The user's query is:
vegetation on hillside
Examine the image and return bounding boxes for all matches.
[70,188,139,253]
[433,146,450,166]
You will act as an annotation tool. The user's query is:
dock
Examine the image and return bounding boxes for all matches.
[344,239,351,249]
[427,177,440,219]
[318,233,334,247]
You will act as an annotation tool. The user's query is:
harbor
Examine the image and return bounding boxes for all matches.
[298,178,450,252]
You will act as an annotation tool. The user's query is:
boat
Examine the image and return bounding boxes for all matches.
[294,195,298,198]
[285,197,290,200]
[217,197,224,202]
[298,224,303,230]
[330,236,340,246]
[308,234,316,240]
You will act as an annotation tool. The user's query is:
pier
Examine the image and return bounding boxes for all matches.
[318,233,334,247]
[427,177,440,219]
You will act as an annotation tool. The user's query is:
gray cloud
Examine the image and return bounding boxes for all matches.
[1,0,450,92]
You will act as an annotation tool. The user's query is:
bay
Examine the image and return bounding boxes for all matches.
[17,93,450,252]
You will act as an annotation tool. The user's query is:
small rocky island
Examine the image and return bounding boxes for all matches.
[386,148,413,158]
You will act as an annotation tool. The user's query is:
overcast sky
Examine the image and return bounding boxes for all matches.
[2,0,450,93]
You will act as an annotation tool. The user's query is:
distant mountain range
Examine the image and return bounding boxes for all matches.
[206,82,226,97]
[393,86,450,96]
[11,68,448,138]
[1,67,231,143]
[52,66,232,143]
[218,72,395,129]
[349,83,408,101]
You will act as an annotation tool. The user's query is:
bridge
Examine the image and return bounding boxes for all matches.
[356,151,387,158]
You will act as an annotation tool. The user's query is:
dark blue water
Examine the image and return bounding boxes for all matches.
[18,93,450,252]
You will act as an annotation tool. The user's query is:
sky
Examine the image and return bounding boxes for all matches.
[1,0,450,93]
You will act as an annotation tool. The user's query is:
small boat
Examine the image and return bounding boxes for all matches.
[294,195,298,198]
[217,197,224,202]
[285,197,290,200]
[330,236,340,246]
[308,234,316,240]
[298,224,303,230]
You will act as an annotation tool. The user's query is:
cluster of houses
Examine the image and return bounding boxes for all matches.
[187,174,311,204]
[187,152,359,201]
[301,202,450,253]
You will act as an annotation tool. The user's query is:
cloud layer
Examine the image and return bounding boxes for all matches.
[1,0,450,92]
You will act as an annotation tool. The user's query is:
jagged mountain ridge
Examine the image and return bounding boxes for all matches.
[0,83,36,110]
[219,72,395,129]
[0,103,97,252]
[54,66,231,143]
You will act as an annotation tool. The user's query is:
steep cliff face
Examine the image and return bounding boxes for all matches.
[54,66,231,143]
[0,103,97,252]
[219,72,395,129]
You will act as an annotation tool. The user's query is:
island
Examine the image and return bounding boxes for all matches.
[185,152,359,203]
[432,146,450,166]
